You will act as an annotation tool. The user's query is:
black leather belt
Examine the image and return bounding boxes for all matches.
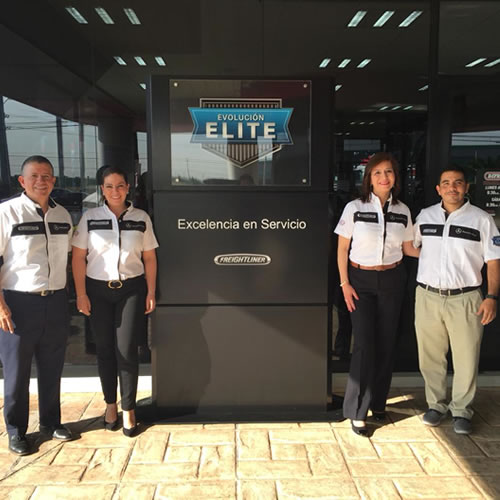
[417,282,479,296]
[9,289,60,297]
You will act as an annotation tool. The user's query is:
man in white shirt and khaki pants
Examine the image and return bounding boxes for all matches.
[414,166,500,435]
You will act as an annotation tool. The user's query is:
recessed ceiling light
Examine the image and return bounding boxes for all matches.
[359,121,366,125]
[95,7,114,24]
[139,83,146,90]
[403,105,413,110]
[465,58,487,67]
[373,11,394,27]
[319,58,331,68]
[485,58,500,67]
[399,11,423,28]
[379,106,389,111]
[369,121,375,125]
[348,10,367,27]
[335,84,342,91]
[350,121,356,125]
[155,56,166,66]
[392,106,401,110]
[124,8,141,25]
[65,7,88,24]
[113,56,127,66]
[418,84,429,91]
[345,132,351,136]
[357,59,372,68]
[338,59,351,68]
[134,56,146,66]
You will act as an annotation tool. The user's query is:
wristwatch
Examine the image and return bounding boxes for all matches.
[485,294,498,300]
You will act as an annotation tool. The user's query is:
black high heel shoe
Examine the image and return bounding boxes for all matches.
[351,420,369,437]
[122,424,138,437]
[103,416,119,431]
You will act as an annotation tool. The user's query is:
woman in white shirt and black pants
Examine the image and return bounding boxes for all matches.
[334,153,418,436]
[72,166,159,437]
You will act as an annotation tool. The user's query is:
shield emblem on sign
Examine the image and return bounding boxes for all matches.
[199,98,285,168]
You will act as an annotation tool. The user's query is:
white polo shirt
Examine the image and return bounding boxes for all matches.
[72,202,159,281]
[334,194,413,266]
[0,193,72,292]
[414,200,500,289]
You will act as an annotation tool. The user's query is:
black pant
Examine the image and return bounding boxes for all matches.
[87,276,146,411]
[343,264,406,420]
[0,289,69,437]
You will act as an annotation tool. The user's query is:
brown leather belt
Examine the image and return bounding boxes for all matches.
[350,260,402,272]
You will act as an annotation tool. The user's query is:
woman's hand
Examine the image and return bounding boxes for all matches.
[342,283,359,312]
[145,292,156,314]
[76,294,91,316]
[0,296,14,333]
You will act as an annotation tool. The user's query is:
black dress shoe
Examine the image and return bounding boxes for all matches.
[122,424,138,437]
[372,411,387,422]
[103,416,119,431]
[351,421,369,437]
[40,425,73,441]
[9,435,30,455]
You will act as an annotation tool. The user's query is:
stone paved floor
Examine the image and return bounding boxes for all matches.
[1,388,500,499]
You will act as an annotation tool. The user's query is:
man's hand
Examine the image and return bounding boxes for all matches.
[0,296,15,333]
[477,298,497,325]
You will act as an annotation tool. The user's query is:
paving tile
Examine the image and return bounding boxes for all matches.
[432,427,486,457]
[277,478,358,499]
[164,446,201,462]
[409,442,464,476]
[82,448,131,482]
[270,428,335,444]
[306,443,349,477]
[115,484,156,500]
[238,480,277,500]
[0,465,86,485]
[473,440,500,458]
[354,478,401,500]
[468,424,500,441]
[370,425,437,442]
[122,462,198,482]
[152,424,202,432]
[237,423,299,430]
[155,480,236,498]
[0,486,35,500]
[237,430,271,460]
[64,428,135,448]
[130,432,169,463]
[470,475,500,499]
[199,445,235,479]
[394,477,482,498]
[169,429,234,446]
[204,423,236,430]
[298,422,333,429]
[237,460,311,479]
[52,446,95,465]
[334,429,378,459]
[31,484,116,499]
[271,444,307,460]
[373,442,414,459]
[454,456,500,476]
[348,459,424,477]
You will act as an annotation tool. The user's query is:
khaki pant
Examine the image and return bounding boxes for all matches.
[414,286,483,419]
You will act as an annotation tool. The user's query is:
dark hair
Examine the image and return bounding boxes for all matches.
[360,152,400,204]
[438,166,467,184]
[21,155,54,175]
[99,166,129,185]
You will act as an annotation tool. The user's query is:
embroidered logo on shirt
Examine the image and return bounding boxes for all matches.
[449,225,480,242]
[386,212,408,227]
[354,212,378,223]
[88,219,112,231]
[420,224,444,237]
[119,220,146,232]
[11,222,45,236]
[493,236,500,246]
[48,222,71,235]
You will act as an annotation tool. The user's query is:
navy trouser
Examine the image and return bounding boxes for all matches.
[0,289,69,437]
[86,276,146,411]
[343,264,406,420]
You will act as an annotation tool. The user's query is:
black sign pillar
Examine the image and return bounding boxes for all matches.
[148,77,333,419]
